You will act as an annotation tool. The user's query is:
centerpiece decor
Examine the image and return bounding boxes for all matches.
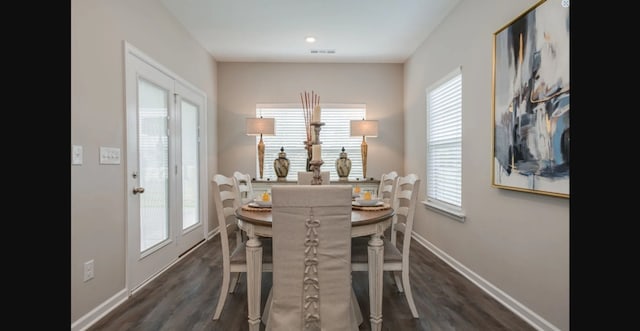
[301,90,324,184]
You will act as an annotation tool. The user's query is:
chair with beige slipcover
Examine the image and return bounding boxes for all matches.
[264,185,361,330]
[297,171,330,185]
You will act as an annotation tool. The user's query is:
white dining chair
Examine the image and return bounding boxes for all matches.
[211,174,273,320]
[297,171,330,184]
[264,185,361,330]
[351,173,421,318]
[233,171,255,204]
[378,170,399,204]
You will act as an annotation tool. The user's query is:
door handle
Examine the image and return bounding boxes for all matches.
[133,187,145,195]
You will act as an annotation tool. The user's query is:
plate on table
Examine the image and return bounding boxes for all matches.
[352,199,384,207]
[250,199,272,208]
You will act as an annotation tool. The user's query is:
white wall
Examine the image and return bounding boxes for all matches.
[216,62,404,181]
[71,0,217,323]
[404,0,569,330]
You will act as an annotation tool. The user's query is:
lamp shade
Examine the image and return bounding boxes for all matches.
[350,119,378,137]
[246,117,275,136]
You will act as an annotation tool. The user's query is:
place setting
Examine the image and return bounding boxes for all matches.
[351,191,390,211]
[242,192,273,211]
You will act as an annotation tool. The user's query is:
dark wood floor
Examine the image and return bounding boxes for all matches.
[88,232,536,331]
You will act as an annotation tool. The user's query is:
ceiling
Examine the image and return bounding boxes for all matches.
[160,0,461,63]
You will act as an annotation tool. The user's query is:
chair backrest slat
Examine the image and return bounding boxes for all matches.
[212,174,242,266]
[233,171,254,204]
[378,171,399,203]
[390,174,420,249]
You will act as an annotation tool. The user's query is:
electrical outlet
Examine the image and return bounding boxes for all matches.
[84,260,94,282]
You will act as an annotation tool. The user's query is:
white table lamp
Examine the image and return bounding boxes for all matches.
[246,117,275,179]
[350,119,378,179]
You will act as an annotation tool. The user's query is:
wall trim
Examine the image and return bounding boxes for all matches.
[207,227,220,240]
[71,235,214,331]
[71,289,128,331]
[411,232,561,331]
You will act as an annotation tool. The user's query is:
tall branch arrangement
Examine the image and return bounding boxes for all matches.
[300,90,320,142]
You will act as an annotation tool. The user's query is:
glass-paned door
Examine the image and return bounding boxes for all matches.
[138,78,170,251]
[181,99,199,230]
[125,45,206,293]
[174,80,205,254]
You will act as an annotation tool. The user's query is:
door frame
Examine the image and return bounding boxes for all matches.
[123,41,209,294]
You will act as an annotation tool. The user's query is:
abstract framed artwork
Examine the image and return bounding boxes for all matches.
[491,0,569,198]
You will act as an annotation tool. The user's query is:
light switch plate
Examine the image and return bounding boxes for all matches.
[72,145,83,165]
[99,147,121,165]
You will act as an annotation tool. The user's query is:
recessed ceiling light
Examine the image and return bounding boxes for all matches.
[305,36,316,43]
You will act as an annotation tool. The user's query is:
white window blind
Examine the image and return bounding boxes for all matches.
[426,68,462,210]
[256,104,366,181]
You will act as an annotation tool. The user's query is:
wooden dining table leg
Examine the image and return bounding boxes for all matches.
[368,229,385,331]
[245,228,263,331]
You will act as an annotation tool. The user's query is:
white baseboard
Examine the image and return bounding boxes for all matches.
[207,227,219,240]
[71,234,217,331]
[411,232,561,331]
[71,289,128,331]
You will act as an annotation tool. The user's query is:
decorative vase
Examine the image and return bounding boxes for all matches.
[335,147,351,180]
[274,146,290,180]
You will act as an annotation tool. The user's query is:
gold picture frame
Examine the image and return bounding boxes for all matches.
[491,0,570,198]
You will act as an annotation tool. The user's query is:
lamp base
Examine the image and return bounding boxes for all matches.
[360,136,368,179]
[258,135,265,179]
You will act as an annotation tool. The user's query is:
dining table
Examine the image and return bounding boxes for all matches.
[235,201,395,331]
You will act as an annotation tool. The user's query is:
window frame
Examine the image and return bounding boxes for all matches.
[255,103,366,181]
[423,67,466,222]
